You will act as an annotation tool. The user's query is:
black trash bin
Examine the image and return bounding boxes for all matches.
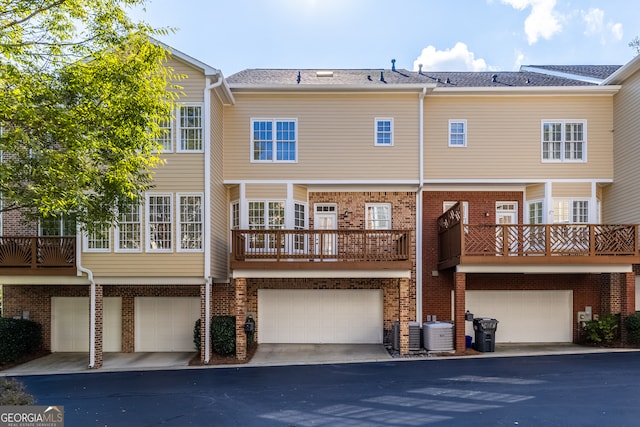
[473,318,498,352]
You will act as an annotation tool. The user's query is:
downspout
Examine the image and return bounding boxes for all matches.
[416,86,426,325]
[76,237,96,368]
[202,73,224,364]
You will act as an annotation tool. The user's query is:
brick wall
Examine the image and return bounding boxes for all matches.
[2,210,37,235]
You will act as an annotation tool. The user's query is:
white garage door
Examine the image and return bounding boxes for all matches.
[258,289,383,344]
[464,290,573,343]
[51,297,122,352]
[135,297,200,352]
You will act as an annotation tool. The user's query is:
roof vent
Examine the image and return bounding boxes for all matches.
[297,71,301,84]
[316,71,334,78]
[380,71,386,82]
[418,64,423,75]
[491,74,498,83]
[391,59,396,72]
[446,77,451,84]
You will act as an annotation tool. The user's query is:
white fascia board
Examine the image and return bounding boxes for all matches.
[228,84,435,93]
[224,179,420,186]
[151,38,220,76]
[602,55,640,85]
[422,178,613,184]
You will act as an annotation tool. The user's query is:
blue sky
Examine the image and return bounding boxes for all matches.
[129,0,640,76]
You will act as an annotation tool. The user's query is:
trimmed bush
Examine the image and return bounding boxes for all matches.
[583,314,619,345]
[0,378,35,405]
[211,316,235,356]
[624,312,640,346]
[194,318,202,352]
[0,317,42,365]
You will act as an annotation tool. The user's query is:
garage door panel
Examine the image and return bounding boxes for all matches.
[52,297,121,352]
[464,290,572,343]
[258,289,383,344]
[135,297,200,352]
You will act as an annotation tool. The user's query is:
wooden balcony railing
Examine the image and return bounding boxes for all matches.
[438,202,640,269]
[231,229,411,270]
[0,237,77,275]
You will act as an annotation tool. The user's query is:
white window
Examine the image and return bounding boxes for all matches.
[448,120,467,147]
[178,104,203,152]
[155,117,173,152]
[84,225,110,252]
[553,200,589,223]
[40,216,76,236]
[116,203,142,252]
[366,203,391,230]
[146,194,172,251]
[178,194,203,251]
[294,202,307,251]
[542,120,586,162]
[527,201,544,224]
[443,201,469,224]
[231,201,240,230]
[251,119,297,162]
[374,118,394,146]
[248,201,285,250]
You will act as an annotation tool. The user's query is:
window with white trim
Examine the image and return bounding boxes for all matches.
[155,117,173,152]
[443,201,469,224]
[231,201,240,230]
[374,118,394,146]
[146,194,172,251]
[366,203,391,230]
[116,202,142,252]
[248,201,285,250]
[178,104,203,152]
[542,120,586,162]
[178,194,203,251]
[39,215,76,236]
[527,201,544,224]
[294,202,307,251]
[251,119,297,162]
[553,199,589,223]
[84,225,110,252]
[448,120,467,147]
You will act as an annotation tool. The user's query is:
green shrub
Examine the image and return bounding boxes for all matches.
[193,318,201,352]
[0,378,35,405]
[583,314,619,345]
[0,317,42,364]
[211,316,235,356]
[624,312,640,345]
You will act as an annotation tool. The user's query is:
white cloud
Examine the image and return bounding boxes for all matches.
[513,49,526,70]
[501,0,563,45]
[582,8,623,42]
[412,42,490,72]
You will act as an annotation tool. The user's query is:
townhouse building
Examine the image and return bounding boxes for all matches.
[2,42,639,367]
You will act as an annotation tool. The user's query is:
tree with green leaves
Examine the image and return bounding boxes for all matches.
[0,1,182,230]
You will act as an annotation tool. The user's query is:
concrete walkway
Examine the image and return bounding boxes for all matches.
[2,344,638,376]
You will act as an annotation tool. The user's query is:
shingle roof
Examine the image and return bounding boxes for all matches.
[522,65,622,80]
[227,68,603,88]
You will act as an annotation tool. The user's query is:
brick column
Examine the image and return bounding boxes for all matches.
[200,284,208,364]
[454,272,466,354]
[399,277,410,355]
[621,272,636,343]
[93,283,104,369]
[121,296,134,353]
[235,277,247,361]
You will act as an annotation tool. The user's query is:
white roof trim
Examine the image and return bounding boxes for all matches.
[520,66,605,84]
[151,38,220,77]
[602,55,640,85]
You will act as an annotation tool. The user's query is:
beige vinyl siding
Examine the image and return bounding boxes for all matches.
[424,95,614,180]
[245,184,287,199]
[151,154,204,191]
[83,252,204,276]
[552,182,592,198]
[603,68,640,224]
[294,185,308,202]
[229,185,240,201]
[525,184,545,200]
[169,57,205,101]
[224,93,420,181]
[210,93,229,281]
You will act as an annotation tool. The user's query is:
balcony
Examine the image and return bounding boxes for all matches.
[231,229,412,271]
[0,237,77,275]
[438,203,640,270]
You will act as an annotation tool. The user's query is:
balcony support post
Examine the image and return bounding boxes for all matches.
[454,272,467,354]
[399,277,410,355]
[235,277,247,361]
